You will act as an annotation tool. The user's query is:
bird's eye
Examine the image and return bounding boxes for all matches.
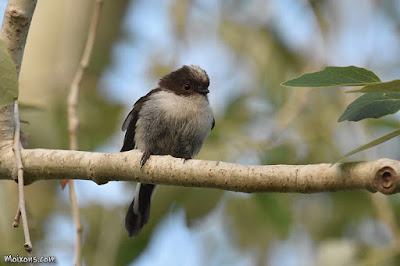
[184,83,191,90]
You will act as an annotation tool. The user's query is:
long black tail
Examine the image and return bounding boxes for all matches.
[125,183,157,237]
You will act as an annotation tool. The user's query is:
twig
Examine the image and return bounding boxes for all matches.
[13,101,32,253]
[66,1,103,265]
[68,180,82,266]
[1,0,38,258]
[13,207,21,227]
[68,0,103,151]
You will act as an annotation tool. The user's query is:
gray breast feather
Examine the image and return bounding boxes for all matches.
[134,90,213,159]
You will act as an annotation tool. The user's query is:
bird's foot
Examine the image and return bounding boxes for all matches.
[140,149,152,169]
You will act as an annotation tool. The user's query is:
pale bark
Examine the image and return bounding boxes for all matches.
[0,148,399,195]
[0,0,37,74]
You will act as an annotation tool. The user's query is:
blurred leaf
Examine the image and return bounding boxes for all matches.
[338,93,400,122]
[333,129,400,164]
[259,144,298,165]
[224,95,251,123]
[78,91,123,151]
[42,78,123,151]
[152,64,173,79]
[79,77,124,151]
[328,191,372,236]
[19,102,44,111]
[219,20,301,107]
[166,187,223,221]
[199,95,252,162]
[348,80,400,93]
[0,39,18,106]
[366,116,400,129]
[171,0,187,38]
[282,66,380,87]
[226,195,289,249]
[254,193,291,235]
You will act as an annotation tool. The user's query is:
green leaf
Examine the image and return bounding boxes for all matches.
[348,80,400,93]
[333,129,400,164]
[338,93,400,122]
[19,102,44,112]
[0,39,18,107]
[282,66,380,87]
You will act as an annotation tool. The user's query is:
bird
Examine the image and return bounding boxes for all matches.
[121,65,215,237]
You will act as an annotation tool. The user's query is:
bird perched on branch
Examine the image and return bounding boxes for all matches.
[121,65,215,237]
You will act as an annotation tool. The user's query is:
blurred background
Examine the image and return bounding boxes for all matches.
[1,0,400,265]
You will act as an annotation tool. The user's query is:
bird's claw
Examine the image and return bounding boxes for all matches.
[140,149,152,169]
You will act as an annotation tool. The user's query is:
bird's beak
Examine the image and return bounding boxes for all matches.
[198,87,210,95]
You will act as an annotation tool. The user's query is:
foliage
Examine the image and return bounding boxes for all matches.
[282,66,381,87]
[284,66,400,163]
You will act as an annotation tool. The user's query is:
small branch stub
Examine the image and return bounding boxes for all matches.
[24,242,32,252]
[375,166,400,194]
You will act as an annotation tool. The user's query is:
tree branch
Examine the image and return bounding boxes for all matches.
[66,1,103,265]
[0,148,399,194]
[0,0,37,75]
[12,100,32,252]
[1,0,37,258]
[68,180,82,266]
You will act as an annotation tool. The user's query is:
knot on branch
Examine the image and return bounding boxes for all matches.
[9,8,22,18]
[375,166,400,194]
[23,242,32,252]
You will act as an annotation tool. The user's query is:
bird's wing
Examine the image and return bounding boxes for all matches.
[120,96,147,151]
[120,104,139,152]
[120,89,162,152]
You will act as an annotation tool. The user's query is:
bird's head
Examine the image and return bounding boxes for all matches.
[159,65,210,96]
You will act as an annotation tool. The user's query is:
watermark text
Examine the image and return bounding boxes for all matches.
[4,254,56,264]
